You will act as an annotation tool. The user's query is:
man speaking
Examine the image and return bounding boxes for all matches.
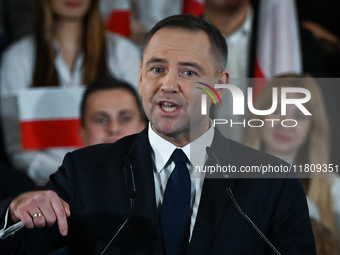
[0,15,316,254]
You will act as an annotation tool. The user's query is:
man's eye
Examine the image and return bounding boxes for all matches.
[295,113,307,121]
[120,115,133,123]
[153,67,163,73]
[184,70,195,76]
[94,117,109,124]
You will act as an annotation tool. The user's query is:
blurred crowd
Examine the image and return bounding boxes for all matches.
[0,0,340,254]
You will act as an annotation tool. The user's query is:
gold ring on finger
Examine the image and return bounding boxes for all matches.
[33,212,43,218]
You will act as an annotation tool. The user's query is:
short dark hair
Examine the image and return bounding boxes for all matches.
[80,77,147,126]
[142,14,228,75]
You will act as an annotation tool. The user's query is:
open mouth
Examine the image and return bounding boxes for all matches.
[159,102,179,112]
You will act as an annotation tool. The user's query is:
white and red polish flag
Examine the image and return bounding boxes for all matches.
[253,0,302,99]
[18,88,85,150]
[100,0,132,38]
[182,0,205,17]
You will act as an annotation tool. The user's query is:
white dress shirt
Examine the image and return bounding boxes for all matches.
[148,123,214,239]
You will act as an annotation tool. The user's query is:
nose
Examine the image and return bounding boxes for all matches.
[106,120,121,135]
[160,70,180,93]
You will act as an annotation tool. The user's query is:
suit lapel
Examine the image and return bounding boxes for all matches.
[127,127,164,254]
[187,128,235,254]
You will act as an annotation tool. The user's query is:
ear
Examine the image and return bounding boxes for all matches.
[138,61,143,96]
[216,70,229,101]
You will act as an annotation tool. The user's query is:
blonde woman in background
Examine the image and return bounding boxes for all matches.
[243,74,340,237]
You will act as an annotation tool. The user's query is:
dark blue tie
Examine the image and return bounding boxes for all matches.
[160,148,191,255]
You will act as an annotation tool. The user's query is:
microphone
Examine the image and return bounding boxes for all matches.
[124,155,137,200]
[206,146,227,178]
[205,147,281,255]
[100,155,136,255]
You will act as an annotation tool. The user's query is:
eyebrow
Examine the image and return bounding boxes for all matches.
[178,62,205,74]
[118,109,135,115]
[92,112,110,118]
[145,58,168,66]
[145,58,205,74]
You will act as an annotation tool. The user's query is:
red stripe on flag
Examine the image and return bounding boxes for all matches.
[253,59,267,101]
[20,119,83,150]
[182,0,205,16]
[254,59,265,79]
[107,10,131,38]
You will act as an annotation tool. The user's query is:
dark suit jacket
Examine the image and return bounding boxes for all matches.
[0,127,316,254]
[0,162,36,200]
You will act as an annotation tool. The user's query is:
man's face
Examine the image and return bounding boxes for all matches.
[139,28,227,146]
[80,88,146,146]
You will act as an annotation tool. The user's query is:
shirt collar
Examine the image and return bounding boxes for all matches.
[148,122,215,173]
[52,39,84,69]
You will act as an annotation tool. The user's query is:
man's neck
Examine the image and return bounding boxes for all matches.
[150,121,211,148]
[205,2,250,37]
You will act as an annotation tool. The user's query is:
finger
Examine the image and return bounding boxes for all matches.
[51,197,69,236]
[19,211,35,229]
[9,208,21,224]
[60,199,71,217]
[37,204,57,227]
[27,206,47,228]
[32,211,46,228]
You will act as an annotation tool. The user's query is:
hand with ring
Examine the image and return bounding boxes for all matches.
[33,212,43,218]
[9,190,70,236]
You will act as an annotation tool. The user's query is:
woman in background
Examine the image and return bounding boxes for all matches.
[0,0,140,185]
[243,74,340,237]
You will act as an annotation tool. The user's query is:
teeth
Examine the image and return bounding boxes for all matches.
[162,106,177,112]
[161,102,178,112]
[163,102,174,106]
